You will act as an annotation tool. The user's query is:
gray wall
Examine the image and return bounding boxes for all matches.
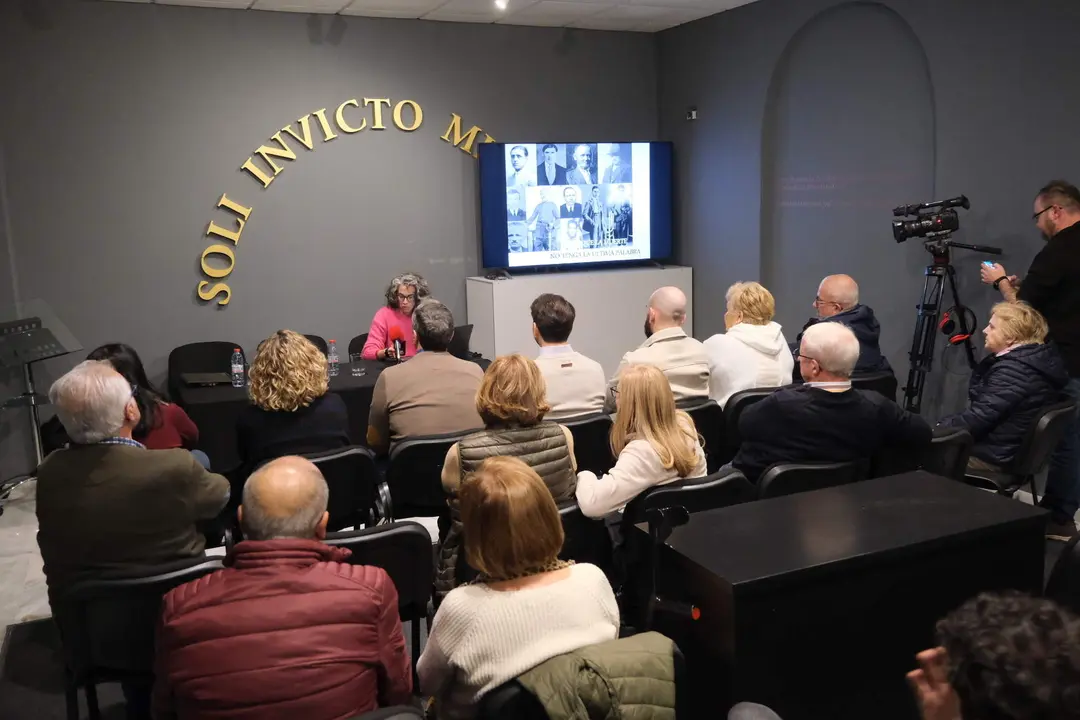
[660,0,1080,417]
[0,0,657,474]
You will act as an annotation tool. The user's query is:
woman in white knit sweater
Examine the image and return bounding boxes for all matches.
[575,364,707,518]
[417,456,619,719]
[702,281,793,407]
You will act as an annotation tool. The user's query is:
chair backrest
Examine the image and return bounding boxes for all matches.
[722,388,777,462]
[558,502,613,572]
[348,333,370,358]
[387,430,479,519]
[921,426,974,481]
[303,446,379,531]
[304,334,329,355]
[324,521,434,622]
[758,458,870,499]
[676,398,724,472]
[624,467,755,523]
[54,558,223,683]
[1045,533,1080,617]
[167,341,243,399]
[851,371,898,402]
[1010,400,1079,476]
[448,324,474,359]
[477,679,549,719]
[560,413,615,476]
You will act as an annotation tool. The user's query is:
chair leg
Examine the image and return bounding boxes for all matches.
[85,683,101,720]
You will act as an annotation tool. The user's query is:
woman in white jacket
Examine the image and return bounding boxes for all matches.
[703,281,794,407]
[575,364,707,518]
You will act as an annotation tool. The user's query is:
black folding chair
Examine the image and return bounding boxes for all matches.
[964,400,1078,502]
[850,371,899,402]
[720,388,777,464]
[54,558,224,720]
[386,430,479,519]
[324,521,434,685]
[558,502,613,573]
[303,446,381,530]
[167,341,243,402]
[676,398,724,472]
[920,427,974,482]
[1045,533,1080,616]
[303,334,329,355]
[348,333,370,358]
[758,458,870,499]
[623,467,755,524]
[560,413,614,476]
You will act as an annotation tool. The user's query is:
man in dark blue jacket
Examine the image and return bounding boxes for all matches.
[939,302,1067,469]
[791,274,893,376]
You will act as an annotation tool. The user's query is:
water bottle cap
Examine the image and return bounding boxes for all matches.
[329,339,336,343]
[234,348,241,351]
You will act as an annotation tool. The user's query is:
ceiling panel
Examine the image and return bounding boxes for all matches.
[98,0,760,31]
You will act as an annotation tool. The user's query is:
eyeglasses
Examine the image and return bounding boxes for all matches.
[812,297,838,307]
[610,386,620,398]
[1033,205,1057,221]
[795,353,817,364]
[396,293,416,303]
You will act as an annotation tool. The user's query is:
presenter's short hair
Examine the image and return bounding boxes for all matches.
[385,272,430,310]
[459,456,564,581]
[726,282,776,326]
[531,293,576,343]
[413,299,455,352]
[991,301,1048,346]
[541,143,558,153]
[476,354,550,427]
[249,330,328,412]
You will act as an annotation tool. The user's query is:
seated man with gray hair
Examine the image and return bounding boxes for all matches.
[154,456,413,718]
[791,274,893,376]
[35,360,230,602]
[734,323,930,483]
[367,299,484,454]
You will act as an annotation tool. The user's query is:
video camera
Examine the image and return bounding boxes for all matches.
[892,195,970,243]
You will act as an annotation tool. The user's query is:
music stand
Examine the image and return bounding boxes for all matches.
[0,299,82,465]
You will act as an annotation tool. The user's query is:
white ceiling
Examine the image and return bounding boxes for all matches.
[101,0,759,32]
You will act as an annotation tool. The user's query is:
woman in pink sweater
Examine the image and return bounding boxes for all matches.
[361,272,430,360]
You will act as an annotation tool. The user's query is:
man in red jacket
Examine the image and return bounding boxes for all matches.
[153,456,413,719]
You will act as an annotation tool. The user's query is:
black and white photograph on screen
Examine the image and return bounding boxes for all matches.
[559,186,583,218]
[508,222,529,253]
[598,142,633,184]
[582,185,604,243]
[607,184,633,244]
[506,144,536,189]
[561,219,585,251]
[536,143,569,186]
[507,188,526,220]
[526,187,560,251]
[565,143,599,185]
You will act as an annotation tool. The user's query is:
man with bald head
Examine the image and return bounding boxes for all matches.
[605,286,710,411]
[792,274,893,376]
[154,456,413,718]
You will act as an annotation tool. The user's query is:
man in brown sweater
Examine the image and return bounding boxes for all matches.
[36,360,230,602]
[367,300,484,454]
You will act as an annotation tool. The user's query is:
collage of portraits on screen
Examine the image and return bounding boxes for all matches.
[504,143,636,255]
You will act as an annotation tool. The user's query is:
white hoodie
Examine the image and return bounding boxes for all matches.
[702,321,794,407]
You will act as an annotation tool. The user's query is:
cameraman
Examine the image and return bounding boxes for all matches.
[982,180,1080,541]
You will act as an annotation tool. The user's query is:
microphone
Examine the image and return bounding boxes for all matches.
[388,326,405,362]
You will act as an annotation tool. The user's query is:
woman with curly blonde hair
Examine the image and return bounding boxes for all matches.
[576,363,706,518]
[236,330,350,474]
[434,354,577,602]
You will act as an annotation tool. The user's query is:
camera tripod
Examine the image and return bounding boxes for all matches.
[903,235,1001,414]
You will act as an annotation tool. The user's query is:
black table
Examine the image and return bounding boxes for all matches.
[635,472,1046,720]
[175,360,385,470]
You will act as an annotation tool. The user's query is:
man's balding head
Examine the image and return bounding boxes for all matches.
[239,456,330,541]
[646,286,688,334]
[816,274,859,318]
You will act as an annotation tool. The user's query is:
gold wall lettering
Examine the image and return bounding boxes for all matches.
[198,97,492,306]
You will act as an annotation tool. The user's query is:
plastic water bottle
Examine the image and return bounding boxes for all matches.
[230,348,245,388]
[327,339,339,377]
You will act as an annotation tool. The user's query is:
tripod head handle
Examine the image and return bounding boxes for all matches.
[945,240,1002,255]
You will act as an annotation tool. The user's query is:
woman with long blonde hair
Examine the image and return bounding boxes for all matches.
[575,363,706,518]
[236,330,350,474]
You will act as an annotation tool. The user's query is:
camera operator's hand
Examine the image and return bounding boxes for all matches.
[980,262,1007,285]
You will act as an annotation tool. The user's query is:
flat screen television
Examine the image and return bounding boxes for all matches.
[478,142,673,271]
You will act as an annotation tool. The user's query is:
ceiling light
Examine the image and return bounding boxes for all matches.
[494,0,508,10]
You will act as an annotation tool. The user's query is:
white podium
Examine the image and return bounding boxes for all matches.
[466,266,694,377]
